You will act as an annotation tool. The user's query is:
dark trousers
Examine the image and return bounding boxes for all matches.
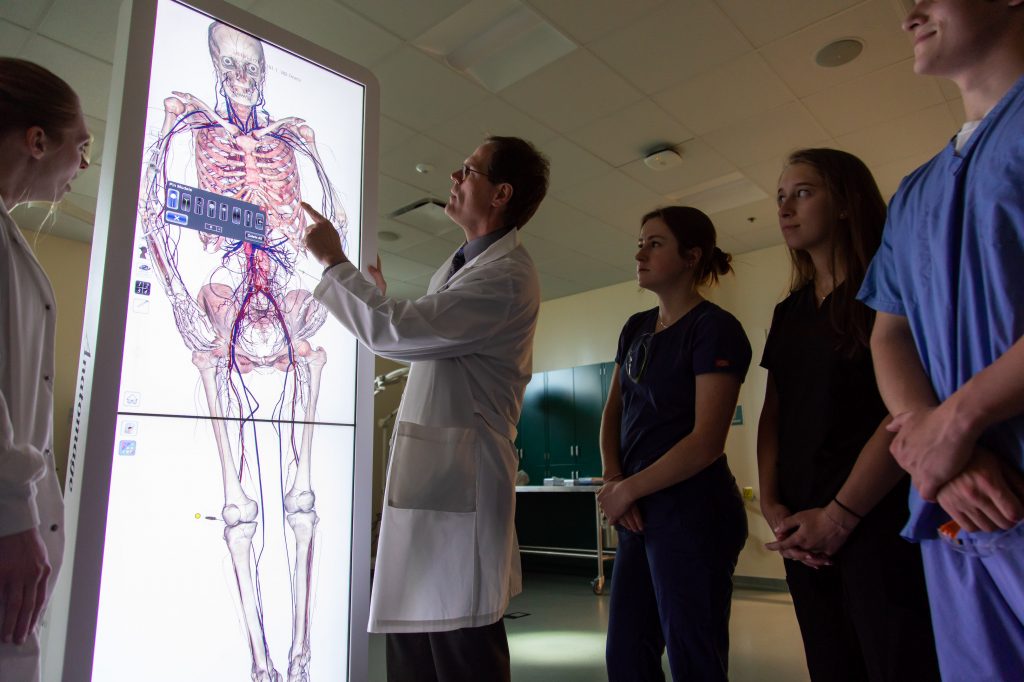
[385,619,510,682]
[784,512,940,682]
[606,460,748,682]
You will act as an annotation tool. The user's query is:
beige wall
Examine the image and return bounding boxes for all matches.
[19,229,91,489]
[532,244,793,579]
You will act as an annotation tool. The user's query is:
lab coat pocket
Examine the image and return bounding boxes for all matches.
[387,421,477,513]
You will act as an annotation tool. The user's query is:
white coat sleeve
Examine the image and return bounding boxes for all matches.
[0,392,44,537]
[0,247,44,537]
[313,262,518,362]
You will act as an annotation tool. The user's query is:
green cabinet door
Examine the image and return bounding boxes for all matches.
[517,373,547,485]
[572,363,605,477]
[545,368,576,479]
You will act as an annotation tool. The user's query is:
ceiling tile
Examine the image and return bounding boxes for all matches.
[709,197,779,238]
[713,0,862,47]
[339,0,470,41]
[937,78,961,101]
[555,170,664,233]
[378,175,437,216]
[0,1,49,28]
[394,235,460,268]
[530,199,636,266]
[566,99,693,167]
[802,59,943,136]
[537,269,589,300]
[542,136,614,195]
[620,140,738,196]
[947,99,965,129]
[70,163,101,199]
[759,0,913,97]
[424,96,558,155]
[84,114,107,162]
[497,49,642,132]
[868,150,935,200]
[589,0,750,95]
[21,35,112,120]
[549,248,635,289]
[702,101,831,167]
[0,18,31,54]
[380,129,466,197]
[518,231,566,266]
[378,251,440,281]
[37,0,120,63]
[835,101,955,169]
[249,0,401,67]
[376,216,437,252]
[715,232,751,257]
[652,52,794,136]
[373,46,490,129]
[379,116,419,155]
[527,0,666,44]
[736,225,785,252]
[741,156,789,196]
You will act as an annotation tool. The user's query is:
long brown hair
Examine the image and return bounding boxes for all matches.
[641,205,733,286]
[0,58,80,142]
[783,148,886,354]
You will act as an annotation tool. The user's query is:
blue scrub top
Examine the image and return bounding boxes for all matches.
[859,75,1024,540]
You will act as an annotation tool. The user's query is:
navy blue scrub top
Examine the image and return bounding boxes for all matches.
[615,301,751,477]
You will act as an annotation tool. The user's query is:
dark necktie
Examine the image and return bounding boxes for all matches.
[446,245,466,282]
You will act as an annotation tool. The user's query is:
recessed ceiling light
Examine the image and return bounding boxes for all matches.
[379,230,400,242]
[815,38,863,68]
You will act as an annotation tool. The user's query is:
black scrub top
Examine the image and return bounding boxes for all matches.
[761,284,894,511]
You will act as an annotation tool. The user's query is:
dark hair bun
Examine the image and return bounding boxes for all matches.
[711,246,733,275]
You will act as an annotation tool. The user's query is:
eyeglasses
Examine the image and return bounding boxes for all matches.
[458,163,492,182]
[625,332,653,382]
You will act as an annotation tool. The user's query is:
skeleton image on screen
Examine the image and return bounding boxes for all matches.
[138,22,346,682]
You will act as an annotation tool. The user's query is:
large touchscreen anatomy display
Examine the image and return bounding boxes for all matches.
[91,1,365,679]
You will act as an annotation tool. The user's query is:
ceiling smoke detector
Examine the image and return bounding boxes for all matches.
[815,38,864,68]
[643,148,683,171]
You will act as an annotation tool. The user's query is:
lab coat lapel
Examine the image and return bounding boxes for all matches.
[430,228,520,294]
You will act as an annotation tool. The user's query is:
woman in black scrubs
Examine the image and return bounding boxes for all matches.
[599,206,750,681]
[758,148,939,681]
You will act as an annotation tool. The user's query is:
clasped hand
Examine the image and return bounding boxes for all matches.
[763,503,855,569]
[888,405,975,500]
[597,480,644,534]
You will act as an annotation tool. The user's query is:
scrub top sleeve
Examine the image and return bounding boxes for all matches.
[0,390,44,537]
[314,260,519,362]
[858,210,906,316]
[692,310,752,382]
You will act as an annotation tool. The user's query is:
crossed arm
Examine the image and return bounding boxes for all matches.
[871,311,1024,532]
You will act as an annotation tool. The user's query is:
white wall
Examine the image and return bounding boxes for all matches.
[532,244,793,579]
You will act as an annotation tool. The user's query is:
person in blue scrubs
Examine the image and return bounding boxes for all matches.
[859,2,1024,680]
[598,206,750,681]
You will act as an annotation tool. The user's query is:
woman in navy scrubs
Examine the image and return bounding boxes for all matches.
[599,206,751,681]
[758,148,938,681]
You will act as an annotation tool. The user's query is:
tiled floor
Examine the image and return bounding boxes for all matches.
[368,572,810,681]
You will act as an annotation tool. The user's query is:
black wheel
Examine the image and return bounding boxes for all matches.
[591,577,605,595]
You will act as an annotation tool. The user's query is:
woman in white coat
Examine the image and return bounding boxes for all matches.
[0,58,91,682]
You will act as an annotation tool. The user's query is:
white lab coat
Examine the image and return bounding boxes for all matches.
[0,199,65,681]
[314,228,539,633]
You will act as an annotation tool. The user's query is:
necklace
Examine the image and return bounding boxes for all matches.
[657,316,669,330]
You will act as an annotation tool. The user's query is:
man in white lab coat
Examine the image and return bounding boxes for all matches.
[304,136,549,682]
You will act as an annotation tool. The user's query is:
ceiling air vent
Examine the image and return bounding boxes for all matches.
[390,198,450,235]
